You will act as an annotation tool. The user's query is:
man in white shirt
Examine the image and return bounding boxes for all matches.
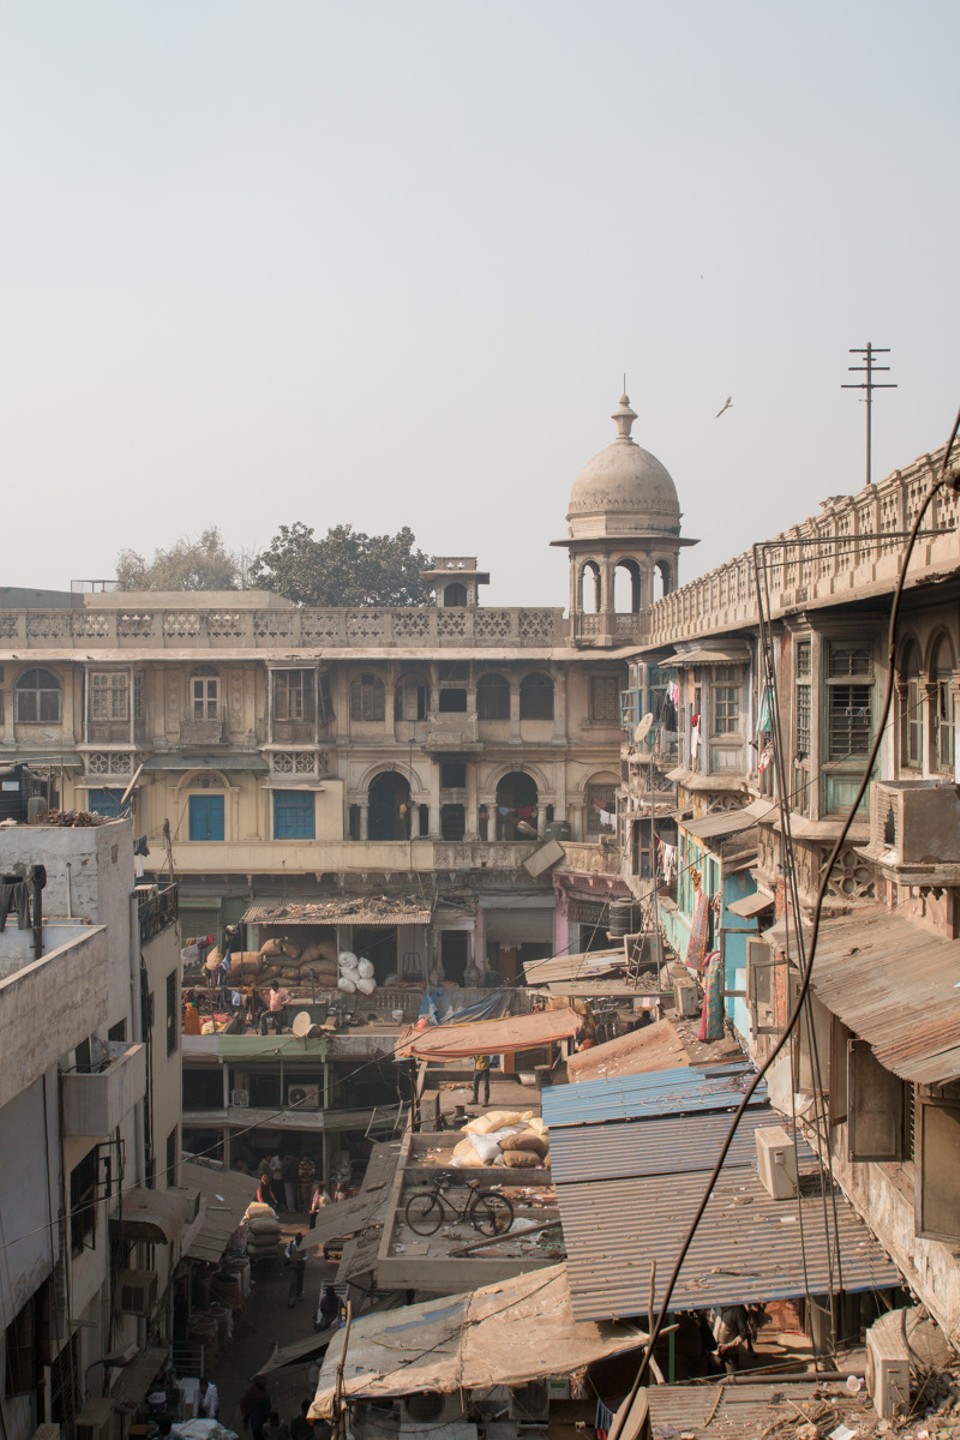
[193,1376,219,1419]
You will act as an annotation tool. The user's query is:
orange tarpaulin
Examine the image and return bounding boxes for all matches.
[398,1006,583,1060]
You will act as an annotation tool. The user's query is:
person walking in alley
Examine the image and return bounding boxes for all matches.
[286,1232,307,1307]
[308,1180,330,1229]
[193,1376,220,1420]
[281,1152,300,1212]
[472,1053,492,1106]
[240,1377,272,1440]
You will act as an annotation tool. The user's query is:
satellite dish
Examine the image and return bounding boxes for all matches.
[634,713,654,743]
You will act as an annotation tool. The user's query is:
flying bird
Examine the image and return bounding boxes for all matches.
[715,396,733,418]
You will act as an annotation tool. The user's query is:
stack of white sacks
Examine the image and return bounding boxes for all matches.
[337,951,377,997]
[449,1110,550,1169]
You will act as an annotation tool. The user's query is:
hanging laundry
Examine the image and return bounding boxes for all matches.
[659,841,678,883]
[686,889,710,971]
[698,950,725,1042]
[690,713,702,765]
[758,744,774,775]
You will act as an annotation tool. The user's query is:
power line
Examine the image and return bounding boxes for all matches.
[841,342,897,489]
[606,399,960,1440]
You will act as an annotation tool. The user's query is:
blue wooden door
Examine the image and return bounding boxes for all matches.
[189,794,224,841]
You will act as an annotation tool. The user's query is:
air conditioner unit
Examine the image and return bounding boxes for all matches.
[755,1126,798,1200]
[673,980,700,1018]
[509,1380,550,1423]
[116,1268,158,1317]
[288,1084,320,1110]
[870,780,960,867]
[866,1318,911,1420]
[75,1398,115,1440]
[746,939,777,1036]
[230,1088,250,1108]
[398,1393,471,1434]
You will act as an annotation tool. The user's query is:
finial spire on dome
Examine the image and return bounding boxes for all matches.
[612,392,637,442]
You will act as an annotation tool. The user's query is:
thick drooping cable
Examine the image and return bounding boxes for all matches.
[607,410,960,1440]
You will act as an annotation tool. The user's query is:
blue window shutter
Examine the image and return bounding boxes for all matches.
[189,794,225,841]
[87,788,123,818]
[273,790,315,840]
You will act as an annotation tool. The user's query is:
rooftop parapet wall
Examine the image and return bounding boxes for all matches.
[640,446,960,650]
[0,604,566,651]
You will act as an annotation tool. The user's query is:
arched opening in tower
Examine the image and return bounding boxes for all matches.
[653,560,671,602]
[614,558,642,614]
[579,560,601,614]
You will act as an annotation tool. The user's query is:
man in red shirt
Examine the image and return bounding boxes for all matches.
[259,982,290,1034]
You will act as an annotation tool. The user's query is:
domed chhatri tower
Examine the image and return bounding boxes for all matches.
[554,393,698,647]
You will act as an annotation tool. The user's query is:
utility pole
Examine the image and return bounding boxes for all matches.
[841,342,897,488]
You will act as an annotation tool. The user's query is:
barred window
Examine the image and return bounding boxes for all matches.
[191,670,220,719]
[90,672,129,721]
[796,682,811,755]
[828,684,872,758]
[477,673,510,720]
[590,677,620,723]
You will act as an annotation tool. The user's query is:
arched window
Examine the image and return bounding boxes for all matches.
[654,560,671,602]
[898,639,921,769]
[350,672,385,722]
[368,771,412,840]
[477,673,510,721]
[579,561,601,615]
[443,582,468,607]
[15,668,62,724]
[584,772,618,836]
[613,559,641,614]
[519,672,554,721]
[931,635,956,774]
[495,771,538,840]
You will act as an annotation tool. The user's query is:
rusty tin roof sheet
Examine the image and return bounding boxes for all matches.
[809,908,960,1084]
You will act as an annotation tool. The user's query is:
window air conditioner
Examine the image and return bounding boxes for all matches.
[673,980,700,1018]
[75,1398,115,1440]
[116,1269,158,1317]
[508,1380,550,1423]
[746,939,776,1036]
[288,1084,320,1110]
[230,1088,250,1109]
[755,1126,798,1200]
[398,1393,468,1431]
[866,1319,911,1420]
[870,780,960,866]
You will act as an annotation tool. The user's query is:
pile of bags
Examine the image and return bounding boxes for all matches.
[448,1110,550,1169]
[242,1200,281,1259]
[257,936,339,988]
[336,951,377,997]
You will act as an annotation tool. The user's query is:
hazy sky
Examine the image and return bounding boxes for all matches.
[2,2,958,605]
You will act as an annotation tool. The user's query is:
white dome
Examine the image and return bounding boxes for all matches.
[567,395,681,540]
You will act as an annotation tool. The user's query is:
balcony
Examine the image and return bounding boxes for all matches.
[558,840,622,876]
[180,714,225,746]
[137,882,179,944]
[424,714,479,750]
[61,1040,147,1140]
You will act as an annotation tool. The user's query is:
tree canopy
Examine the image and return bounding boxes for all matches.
[250,523,433,607]
[116,527,242,591]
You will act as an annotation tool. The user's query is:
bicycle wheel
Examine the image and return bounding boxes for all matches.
[472,1192,514,1237]
[405,1192,444,1236]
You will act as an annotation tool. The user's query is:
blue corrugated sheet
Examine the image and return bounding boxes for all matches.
[542,1061,764,1130]
[548,1107,787,1185]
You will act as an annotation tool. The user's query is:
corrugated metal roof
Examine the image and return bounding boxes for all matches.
[809,908,960,1084]
[560,1160,901,1319]
[681,800,768,842]
[647,1380,872,1439]
[523,949,624,985]
[671,642,751,665]
[541,1062,763,1130]
[243,901,431,927]
[182,1162,260,1264]
[727,890,774,918]
[566,1020,689,1083]
[548,1107,785,1185]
